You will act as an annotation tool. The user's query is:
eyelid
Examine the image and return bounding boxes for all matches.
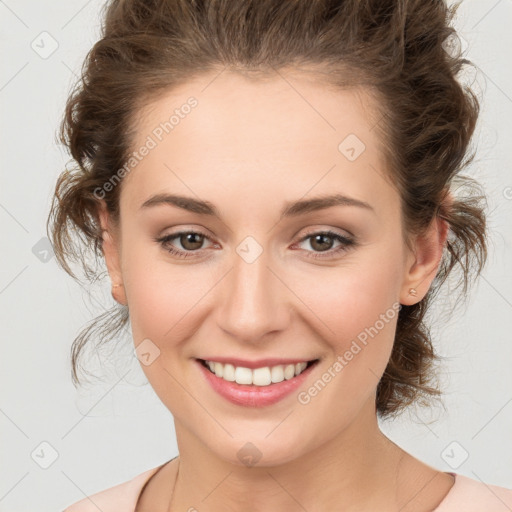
[159,226,353,246]
[294,225,354,241]
[165,229,217,248]
[291,229,356,256]
[156,226,357,261]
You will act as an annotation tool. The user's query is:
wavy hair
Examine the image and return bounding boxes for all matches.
[47,0,487,419]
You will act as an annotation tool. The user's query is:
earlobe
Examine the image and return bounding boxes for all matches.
[399,214,449,306]
[97,202,127,306]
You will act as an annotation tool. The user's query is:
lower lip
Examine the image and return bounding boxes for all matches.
[195,359,319,407]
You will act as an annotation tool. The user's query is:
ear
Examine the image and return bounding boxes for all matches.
[98,201,127,305]
[399,196,451,306]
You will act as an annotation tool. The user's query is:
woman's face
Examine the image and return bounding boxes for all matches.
[100,69,439,466]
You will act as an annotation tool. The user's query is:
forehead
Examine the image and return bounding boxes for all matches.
[131,69,383,156]
[121,70,395,219]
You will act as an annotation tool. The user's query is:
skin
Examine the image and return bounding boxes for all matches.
[99,68,454,511]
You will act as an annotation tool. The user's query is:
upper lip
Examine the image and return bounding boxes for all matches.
[197,357,318,369]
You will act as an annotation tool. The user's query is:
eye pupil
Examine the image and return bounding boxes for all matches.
[181,232,203,250]
[311,234,333,252]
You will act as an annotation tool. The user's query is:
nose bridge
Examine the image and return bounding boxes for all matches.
[216,241,289,342]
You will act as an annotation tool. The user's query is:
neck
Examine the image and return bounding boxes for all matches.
[169,397,411,512]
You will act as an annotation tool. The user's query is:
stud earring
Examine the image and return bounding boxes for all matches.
[408,288,417,297]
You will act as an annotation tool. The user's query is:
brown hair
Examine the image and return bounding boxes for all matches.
[47,0,487,419]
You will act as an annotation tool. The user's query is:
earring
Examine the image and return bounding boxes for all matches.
[112,284,124,288]
[408,288,417,297]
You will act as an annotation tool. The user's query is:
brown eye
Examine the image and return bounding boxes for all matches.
[295,230,357,260]
[179,232,205,251]
[308,233,335,252]
[155,230,214,259]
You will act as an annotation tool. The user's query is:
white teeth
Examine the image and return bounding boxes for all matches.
[284,364,296,380]
[252,367,271,386]
[235,366,254,385]
[270,365,284,383]
[214,362,223,377]
[204,360,310,386]
[222,363,236,382]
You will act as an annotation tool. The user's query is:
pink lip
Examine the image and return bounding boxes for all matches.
[196,357,316,369]
[195,358,319,407]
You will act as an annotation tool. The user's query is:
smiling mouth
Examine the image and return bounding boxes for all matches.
[197,358,320,386]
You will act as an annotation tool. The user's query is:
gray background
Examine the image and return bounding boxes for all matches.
[1,0,511,510]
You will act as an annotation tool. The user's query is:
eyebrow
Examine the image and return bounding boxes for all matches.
[139,193,375,219]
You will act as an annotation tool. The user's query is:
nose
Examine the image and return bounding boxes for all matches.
[214,246,291,345]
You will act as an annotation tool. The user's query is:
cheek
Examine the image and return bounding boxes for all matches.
[291,247,403,393]
[297,245,402,340]
[290,261,402,422]
[123,258,216,407]
[120,235,178,334]
[126,263,207,344]
[122,240,226,380]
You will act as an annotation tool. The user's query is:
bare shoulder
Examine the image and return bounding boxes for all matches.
[435,473,512,511]
[62,466,165,512]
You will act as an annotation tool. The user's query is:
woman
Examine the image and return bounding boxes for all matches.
[48,0,512,510]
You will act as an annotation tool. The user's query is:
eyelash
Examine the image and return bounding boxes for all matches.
[154,229,356,260]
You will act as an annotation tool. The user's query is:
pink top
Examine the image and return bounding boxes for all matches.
[63,466,512,511]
